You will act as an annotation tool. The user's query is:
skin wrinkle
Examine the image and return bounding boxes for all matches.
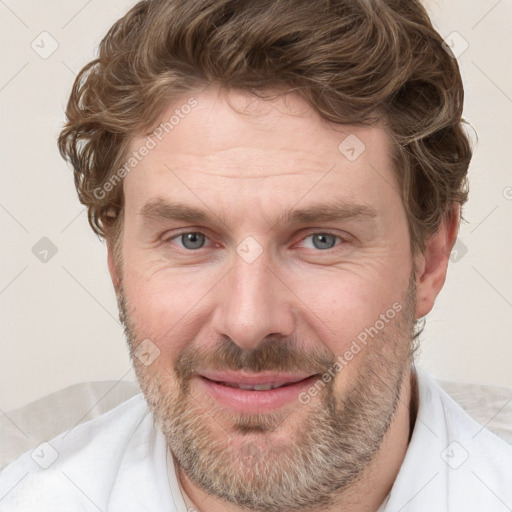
[120,279,414,511]
[55,2,471,508]
[58,0,471,260]
[167,169,329,179]
[105,87,457,512]
[117,275,417,511]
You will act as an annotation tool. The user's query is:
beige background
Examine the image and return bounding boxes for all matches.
[1,0,511,411]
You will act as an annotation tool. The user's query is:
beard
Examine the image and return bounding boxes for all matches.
[117,270,418,512]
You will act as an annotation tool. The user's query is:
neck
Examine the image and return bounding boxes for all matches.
[176,366,417,512]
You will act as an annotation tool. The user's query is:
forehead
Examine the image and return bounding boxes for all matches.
[122,87,400,221]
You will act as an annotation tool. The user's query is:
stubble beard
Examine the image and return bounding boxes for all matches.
[118,273,417,512]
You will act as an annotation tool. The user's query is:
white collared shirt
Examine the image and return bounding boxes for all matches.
[1,368,511,511]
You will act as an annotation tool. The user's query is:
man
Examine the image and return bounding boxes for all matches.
[1,0,511,510]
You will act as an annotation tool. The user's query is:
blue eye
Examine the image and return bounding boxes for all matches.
[176,232,207,250]
[300,233,341,250]
[166,231,343,252]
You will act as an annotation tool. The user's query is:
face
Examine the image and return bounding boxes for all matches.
[114,86,419,511]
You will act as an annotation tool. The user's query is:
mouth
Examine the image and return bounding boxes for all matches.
[209,381,300,391]
[196,371,320,413]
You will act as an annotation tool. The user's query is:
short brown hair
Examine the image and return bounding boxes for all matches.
[58,0,471,258]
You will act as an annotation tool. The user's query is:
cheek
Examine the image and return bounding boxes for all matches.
[292,265,408,355]
[121,260,218,356]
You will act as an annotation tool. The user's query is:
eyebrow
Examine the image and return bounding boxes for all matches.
[139,199,377,229]
[140,200,228,227]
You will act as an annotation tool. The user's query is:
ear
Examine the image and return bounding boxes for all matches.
[107,241,122,295]
[413,203,460,319]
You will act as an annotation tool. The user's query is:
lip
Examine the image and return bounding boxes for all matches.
[197,373,320,413]
[198,371,315,387]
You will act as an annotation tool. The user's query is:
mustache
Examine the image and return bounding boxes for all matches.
[117,289,337,380]
[173,336,337,382]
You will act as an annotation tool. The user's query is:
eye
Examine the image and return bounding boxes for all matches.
[299,232,343,250]
[164,230,345,253]
[169,231,209,250]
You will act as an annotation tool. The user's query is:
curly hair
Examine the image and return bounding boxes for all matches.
[58,0,472,260]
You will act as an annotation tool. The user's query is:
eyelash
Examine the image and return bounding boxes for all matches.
[163,230,347,253]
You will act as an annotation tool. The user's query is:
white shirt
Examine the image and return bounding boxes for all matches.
[1,368,511,511]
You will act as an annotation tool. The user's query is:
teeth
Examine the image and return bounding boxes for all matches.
[221,382,285,390]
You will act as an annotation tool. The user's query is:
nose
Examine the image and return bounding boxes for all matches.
[210,249,296,350]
